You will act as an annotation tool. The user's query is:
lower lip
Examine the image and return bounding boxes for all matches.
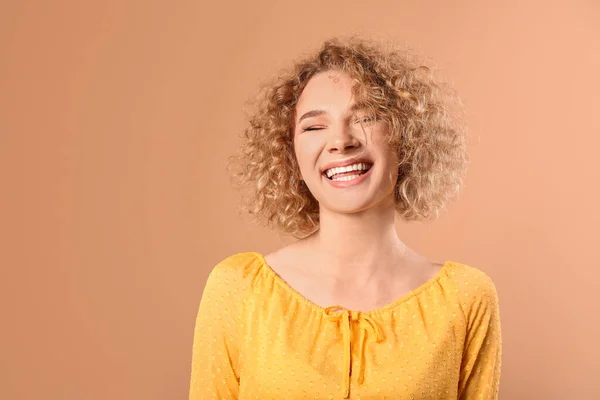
[324,167,373,188]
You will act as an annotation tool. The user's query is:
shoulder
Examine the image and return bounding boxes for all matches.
[442,261,500,319]
[210,252,263,275]
[203,252,265,295]
[444,261,498,299]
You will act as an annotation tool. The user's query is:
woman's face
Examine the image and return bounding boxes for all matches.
[293,70,399,214]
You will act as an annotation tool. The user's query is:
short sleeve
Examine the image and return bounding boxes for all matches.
[457,268,502,399]
[189,254,255,399]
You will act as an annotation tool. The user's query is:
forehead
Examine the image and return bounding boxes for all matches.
[296,70,357,113]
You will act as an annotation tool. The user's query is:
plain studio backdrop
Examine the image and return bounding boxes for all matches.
[1,1,599,399]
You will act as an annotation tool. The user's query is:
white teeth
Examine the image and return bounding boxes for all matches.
[332,174,361,181]
[325,163,371,178]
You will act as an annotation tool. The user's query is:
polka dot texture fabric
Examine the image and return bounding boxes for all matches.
[189,252,501,399]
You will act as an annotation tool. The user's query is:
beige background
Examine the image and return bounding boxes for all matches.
[1,0,599,399]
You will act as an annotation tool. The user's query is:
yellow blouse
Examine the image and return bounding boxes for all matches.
[189,252,501,399]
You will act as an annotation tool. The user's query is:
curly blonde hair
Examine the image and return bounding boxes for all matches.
[227,36,469,237]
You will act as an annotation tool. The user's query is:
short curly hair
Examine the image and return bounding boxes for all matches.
[227,36,469,238]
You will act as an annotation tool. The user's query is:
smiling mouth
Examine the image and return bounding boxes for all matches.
[323,162,373,180]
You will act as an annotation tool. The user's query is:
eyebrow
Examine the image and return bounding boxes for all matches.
[297,109,326,124]
[296,104,371,124]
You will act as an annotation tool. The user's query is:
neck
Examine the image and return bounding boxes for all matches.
[304,202,407,280]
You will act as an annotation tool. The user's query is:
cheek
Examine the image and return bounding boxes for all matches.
[371,126,398,161]
[369,123,389,144]
[294,137,322,173]
[372,140,400,182]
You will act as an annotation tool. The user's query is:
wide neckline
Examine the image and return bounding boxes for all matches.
[250,251,453,317]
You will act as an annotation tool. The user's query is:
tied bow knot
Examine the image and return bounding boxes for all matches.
[324,306,384,398]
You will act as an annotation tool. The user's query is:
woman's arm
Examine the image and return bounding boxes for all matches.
[189,263,242,399]
[458,274,502,399]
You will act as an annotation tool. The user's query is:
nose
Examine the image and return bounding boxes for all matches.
[327,123,361,154]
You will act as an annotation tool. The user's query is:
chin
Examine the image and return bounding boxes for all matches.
[321,201,377,215]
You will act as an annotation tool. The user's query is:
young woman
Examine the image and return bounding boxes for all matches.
[189,37,501,399]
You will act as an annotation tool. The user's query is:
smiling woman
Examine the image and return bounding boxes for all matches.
[292,70,400,212]
[189,36,501,399]
[227,37,468,236]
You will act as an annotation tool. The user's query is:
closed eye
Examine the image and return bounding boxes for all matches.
[302,126,325,132]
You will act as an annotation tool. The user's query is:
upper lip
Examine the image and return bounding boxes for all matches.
[320,157,374,174]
